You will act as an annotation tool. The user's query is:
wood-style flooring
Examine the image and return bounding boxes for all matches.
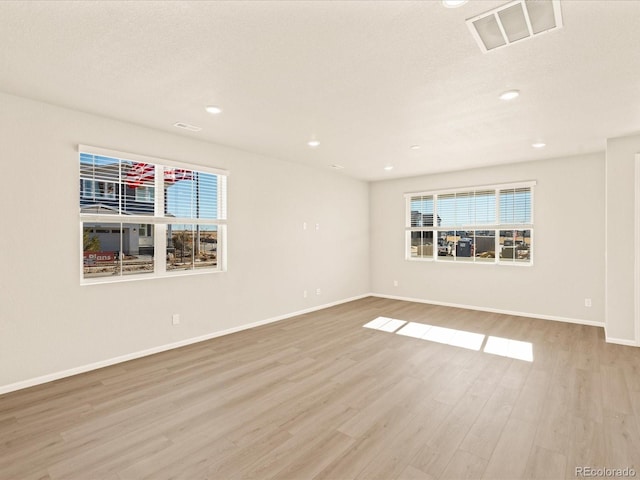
[1,297,640,479]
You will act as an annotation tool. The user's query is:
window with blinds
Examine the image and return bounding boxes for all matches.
[79,145,228,283]
[405,182,534,264]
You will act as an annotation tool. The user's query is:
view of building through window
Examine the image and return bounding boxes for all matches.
[79,150,227,281]
[406,183,534,264]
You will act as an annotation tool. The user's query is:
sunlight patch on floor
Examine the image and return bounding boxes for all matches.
[363,316,533,361]
[362,316,407,332]
[484,335,534,362]
[396,321,432,339]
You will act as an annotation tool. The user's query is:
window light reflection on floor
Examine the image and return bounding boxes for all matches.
[396,321,432,339]
[483,335,534,362]
[363,316,533,362]
[422,325,457,345]
[362,316,407,332]
[449,330,486,351]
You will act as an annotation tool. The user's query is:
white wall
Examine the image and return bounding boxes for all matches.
[370,153,606,325]
[606,133,640,344]
[2,88,635,392]
[0,93,370,389]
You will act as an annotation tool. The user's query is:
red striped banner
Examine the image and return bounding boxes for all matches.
[125,163,193,188]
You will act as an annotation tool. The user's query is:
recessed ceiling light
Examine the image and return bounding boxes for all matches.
[499,90,520,101]
[383,165,394,171]
[442,0,468,7]
[205,105,223,115]
[410,145,421,150]
[307,140,320,148]
[532,142,546,148]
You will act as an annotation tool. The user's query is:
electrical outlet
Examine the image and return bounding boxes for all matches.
[393,280,398,287]
[315,223,320,231]
[303,222,307,230]
[172,313,180,325]
[303,290,308,298]
[316,288,321,295]
[585,298,592,308]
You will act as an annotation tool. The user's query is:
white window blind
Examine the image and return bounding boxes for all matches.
[436,190,496,228]
[410,195,434,227]
[163,168,227,221]
[499,187,532,225]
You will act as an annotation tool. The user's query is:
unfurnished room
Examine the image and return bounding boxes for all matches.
[1,1,640,479]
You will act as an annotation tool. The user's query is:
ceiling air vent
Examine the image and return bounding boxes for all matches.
[173,122,202,132]
[466,0,563,53]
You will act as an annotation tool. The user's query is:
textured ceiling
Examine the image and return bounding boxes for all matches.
[1,0,639,181]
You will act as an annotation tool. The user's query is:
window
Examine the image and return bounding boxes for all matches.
[79,145,228,283]
[406,182,534,264]
[135,186,155,203]
[81,179,117,200]
[139,224,152,237]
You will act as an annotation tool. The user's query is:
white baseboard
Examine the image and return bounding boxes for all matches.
[5,292,631,396]
[0,294,370,396]
[605,336,638,347]
[370,293,606,328]
[604,325,639,347]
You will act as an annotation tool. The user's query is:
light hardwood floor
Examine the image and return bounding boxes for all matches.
[2,297,640,479]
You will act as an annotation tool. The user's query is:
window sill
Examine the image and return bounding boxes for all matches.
[406,257,533,266]
[81,268,225,286]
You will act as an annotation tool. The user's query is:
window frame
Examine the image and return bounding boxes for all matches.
[134,185,155,203]
[81,179,118,200]
[79,144,228,284]
[405,181,535,266]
